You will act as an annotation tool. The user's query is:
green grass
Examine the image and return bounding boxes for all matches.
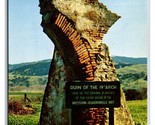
[9,91,44,103]
[127,100,147,125]
[9,92,43,125]
[9,103,41,125]
[9,91,44,96]
[9,92,147,125]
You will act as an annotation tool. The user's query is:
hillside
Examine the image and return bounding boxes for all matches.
[9,59,51,76]
[9,56,147,76]
[112,56,147,64]
[8,56,147,100]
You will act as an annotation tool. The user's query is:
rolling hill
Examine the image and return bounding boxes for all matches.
[9,56,147,76]
[112,56,147,64]
[9,59,51,76]
[8,56,147,100]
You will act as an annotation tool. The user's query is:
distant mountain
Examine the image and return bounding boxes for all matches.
[8,56,147,100]
[9,56,147,76]
[112,56,147,64]
[9,59,51,76]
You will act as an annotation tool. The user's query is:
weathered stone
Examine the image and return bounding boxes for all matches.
[39,0,134,125]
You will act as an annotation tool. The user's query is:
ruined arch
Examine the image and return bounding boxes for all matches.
[39,0,134,125]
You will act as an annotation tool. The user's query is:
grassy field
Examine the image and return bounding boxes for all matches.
[127,100,147,125]
[8,92,147,125]
[8,91,43,125]
[9,103,41,125]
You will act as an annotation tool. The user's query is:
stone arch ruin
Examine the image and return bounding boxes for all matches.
[39,0,134,125]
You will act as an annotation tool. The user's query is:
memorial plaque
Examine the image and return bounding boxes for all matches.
[66,81,120,108]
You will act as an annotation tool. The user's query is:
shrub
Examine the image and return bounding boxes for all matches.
[124,87,147,101]
[8,100,35,115]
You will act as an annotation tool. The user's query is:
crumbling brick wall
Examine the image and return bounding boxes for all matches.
[39,0,134,125]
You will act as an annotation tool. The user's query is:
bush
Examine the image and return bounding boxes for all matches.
[124,87,147,101]
[8,100,35,115]
[8,100,23,114]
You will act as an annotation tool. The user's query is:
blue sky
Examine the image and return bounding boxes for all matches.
[102,0,149,58]
[9,0,149,64]
[9,0,54,64]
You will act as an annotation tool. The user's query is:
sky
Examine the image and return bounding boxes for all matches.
[9,0,149,64]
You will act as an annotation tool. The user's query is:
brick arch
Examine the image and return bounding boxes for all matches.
[39,1,134,125]
[42,10,98,81]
